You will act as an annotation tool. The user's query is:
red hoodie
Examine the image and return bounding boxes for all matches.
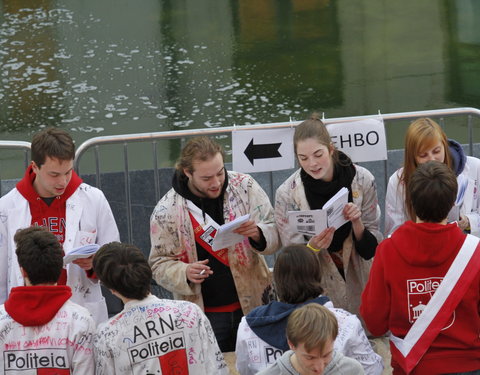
[5,285,72,326]
[16,165,83,284]
[361,221,480,374]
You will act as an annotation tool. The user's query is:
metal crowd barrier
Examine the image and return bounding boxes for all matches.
[73,107,480,244]
[1,107,480,247]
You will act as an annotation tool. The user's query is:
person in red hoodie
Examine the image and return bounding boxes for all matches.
[0,127,119,325]
[0,226,95,374]
[361,160,480,375]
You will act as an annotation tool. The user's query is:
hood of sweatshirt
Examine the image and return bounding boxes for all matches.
[16,164,83,203]
[171,169,229,223]
[245,296,330,350]
[4,285,72,326]
[448,139,467,176]
[389,221,465,267]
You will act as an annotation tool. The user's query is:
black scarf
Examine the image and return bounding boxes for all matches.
[171,169,229,225]
[301,151,356,252]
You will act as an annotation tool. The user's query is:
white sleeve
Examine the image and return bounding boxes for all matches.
[197,308,229,374]
[463,157,480,237]
[274,180,307,246]
[93,327,116,375]
[384,170,406,237]
[334,310,383,375]
[71,315,96,375]
[235,318,255,375]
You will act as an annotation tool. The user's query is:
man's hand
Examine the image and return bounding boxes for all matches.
[458,215,470,231]
[72,255,94,271]
[234,220,261,243]
[186,259,213,284]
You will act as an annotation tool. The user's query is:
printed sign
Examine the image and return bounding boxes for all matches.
[232,128,295,173]
[326,117,387,162]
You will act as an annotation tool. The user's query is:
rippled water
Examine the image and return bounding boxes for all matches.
[0,1,479,148]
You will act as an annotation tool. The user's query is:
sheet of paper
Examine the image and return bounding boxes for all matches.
[63,244,100,265]
[323,187,349,229]
[211,214,251,251]
[288,210,327,236]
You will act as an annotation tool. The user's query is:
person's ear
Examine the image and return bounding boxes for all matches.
[31,161,39,173]
[20,267,27,279]
[287,339,296,351]
[329,143,335,155]
[184,168,192,179]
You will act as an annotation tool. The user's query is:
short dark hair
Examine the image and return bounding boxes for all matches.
[93,242,151,300]
[408,160,457,222]
[31,127,75,167]
[273,244,323,304]
[14,226,63,285]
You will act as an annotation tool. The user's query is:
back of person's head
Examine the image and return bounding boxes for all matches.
[31,127,75,167]
[93,242,152,300]
[14,226,63,285]
[273,244,323,304]
[175,136,224,175]
[287,303,338,353]
[409,160,457,223]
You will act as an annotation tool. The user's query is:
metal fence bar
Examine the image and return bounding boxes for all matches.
[123,142,133,244]
[74,107,480,167]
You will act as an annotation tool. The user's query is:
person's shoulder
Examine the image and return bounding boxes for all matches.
[62,300,95,326]
[353,164,376,181]
[276,169,301,191]
[465,155,480,171]
[72,182,106,198]
[0,188,23,206]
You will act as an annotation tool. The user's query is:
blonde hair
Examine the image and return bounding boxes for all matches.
[287,304,338,353]
[401,118,452,221]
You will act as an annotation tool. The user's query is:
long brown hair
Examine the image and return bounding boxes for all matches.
[401,118,452,220]
[293,113,340,165]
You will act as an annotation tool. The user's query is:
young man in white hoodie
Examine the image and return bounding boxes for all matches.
[258,303,364,375]
[93,241,228,374]
[0,226,96,374]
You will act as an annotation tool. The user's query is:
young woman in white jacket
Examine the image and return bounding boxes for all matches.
[274,114,382,317]
[385,117,480,237]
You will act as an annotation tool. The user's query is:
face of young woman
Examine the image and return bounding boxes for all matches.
[415,141,445,165]
[296,138,334,182]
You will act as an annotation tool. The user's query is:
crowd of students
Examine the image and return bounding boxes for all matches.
[0,116,479,374]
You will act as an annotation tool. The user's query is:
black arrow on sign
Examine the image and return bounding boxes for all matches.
[244,138,282,165]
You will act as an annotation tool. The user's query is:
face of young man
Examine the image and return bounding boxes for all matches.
[289,339,334,375]
[32,156,74,198]
[184,152,226,199]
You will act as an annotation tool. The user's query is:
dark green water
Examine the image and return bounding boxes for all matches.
[1,0,480,150]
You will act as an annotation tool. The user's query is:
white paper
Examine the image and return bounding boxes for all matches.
[211,214,250,251]
[323,187,349,230]
[288,210,327,236]
[63,244,100,266]
[288,187,349,236]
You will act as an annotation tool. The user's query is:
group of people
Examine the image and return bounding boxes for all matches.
[0,114,478,375]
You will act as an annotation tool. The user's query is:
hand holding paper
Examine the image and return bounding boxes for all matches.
[211,214,251,251]
[288,187,349,236]
[64,244,100,267]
